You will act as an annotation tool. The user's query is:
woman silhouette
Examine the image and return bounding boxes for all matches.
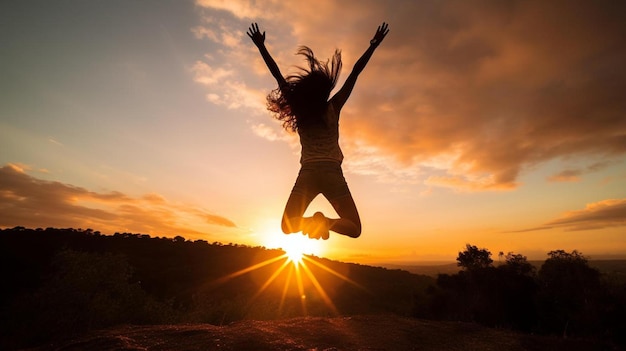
[248,22,389,240]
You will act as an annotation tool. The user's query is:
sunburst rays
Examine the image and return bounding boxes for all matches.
[212,249,365,317]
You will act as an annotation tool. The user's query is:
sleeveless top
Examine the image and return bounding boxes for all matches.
[297,103,343,164]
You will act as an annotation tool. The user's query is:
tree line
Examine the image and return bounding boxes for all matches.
[0,228,624,349]
[414,244,625,346]
[0,227,430,349]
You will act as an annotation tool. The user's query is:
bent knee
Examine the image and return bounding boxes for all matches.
[344,223,361,238]
[280,221,291,234]
[281,218,299,234]
[353,221,362,238]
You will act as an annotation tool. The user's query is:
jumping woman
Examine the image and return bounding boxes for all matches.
[247,22,389,240]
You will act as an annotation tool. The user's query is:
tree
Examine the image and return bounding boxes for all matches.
[457,244,493,271]
[539,250,598,294]
[501,252,535,276]
[537,250,602,338]
[495,252,538,331]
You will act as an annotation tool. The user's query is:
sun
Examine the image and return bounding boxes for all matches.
[282,234,322,265]
[284,239,306,264]
[261,229,324,264]
[219,225,364,318]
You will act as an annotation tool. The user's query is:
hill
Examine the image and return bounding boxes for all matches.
[33,315,607,351]
[1,227,623,350]
[380,262,460,277]
[0,227,433,349]
[381,259,626,280]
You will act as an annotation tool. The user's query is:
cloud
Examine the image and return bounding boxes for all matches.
[547,161,611,183]
[545,199,626,231]
[547,169,582,183]
[203,214,236,227]
[425,174,515,192]
[191,60,234,85]
[508,198,626,233]
[48,138,63,146]
[251,123,284,142]
[195,0,273,20]
[189,23,267,112]
[0,164,236,238]
[194,0,626,190]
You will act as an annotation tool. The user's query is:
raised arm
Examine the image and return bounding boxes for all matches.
[331,22,389,111]
[247,23,287,88]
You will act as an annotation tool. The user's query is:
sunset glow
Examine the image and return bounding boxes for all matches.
[284,242,305,266]
[1,1,625,264]
[213,245,360,316]
[264,232,324,265]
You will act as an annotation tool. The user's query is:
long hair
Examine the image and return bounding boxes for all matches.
[267,46,342,132]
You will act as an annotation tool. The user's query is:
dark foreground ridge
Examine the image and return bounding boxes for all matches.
[2,228,623,350]
[35,315,604,351]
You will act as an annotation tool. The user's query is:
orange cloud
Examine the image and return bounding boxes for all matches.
[425,174,517,192]
[201,213,237,228]
[547,170,582,183]
[195,0,626,190]
[508,198,626,233]
[545,199,626,231]
[547,162,610,183]
[0,164,236,238]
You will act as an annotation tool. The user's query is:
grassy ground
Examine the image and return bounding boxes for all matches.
[35,315,611,351]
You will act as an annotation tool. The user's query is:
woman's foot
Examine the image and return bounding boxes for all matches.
[311,212,330,240]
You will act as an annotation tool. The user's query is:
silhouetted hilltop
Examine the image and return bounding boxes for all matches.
[0,227,432,349]
[0,226,431,312]
[381,259,626,279]
[1,227,623,350]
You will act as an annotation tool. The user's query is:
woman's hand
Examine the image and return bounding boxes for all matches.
[246,22,286,87]
[247,22,265,47]
[370,22,389,47]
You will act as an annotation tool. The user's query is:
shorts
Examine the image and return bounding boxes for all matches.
[290,161,351,202]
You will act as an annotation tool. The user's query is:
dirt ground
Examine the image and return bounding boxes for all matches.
[33,315,609,351]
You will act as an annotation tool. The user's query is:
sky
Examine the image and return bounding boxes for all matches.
[1,0,625,264]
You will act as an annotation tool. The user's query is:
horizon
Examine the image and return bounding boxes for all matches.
[4,226,625,265]
[1,1,625,264]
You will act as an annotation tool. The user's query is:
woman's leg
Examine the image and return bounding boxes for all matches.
[281,166,317,234]
[281,191,315,234]
[328,193,361,238]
